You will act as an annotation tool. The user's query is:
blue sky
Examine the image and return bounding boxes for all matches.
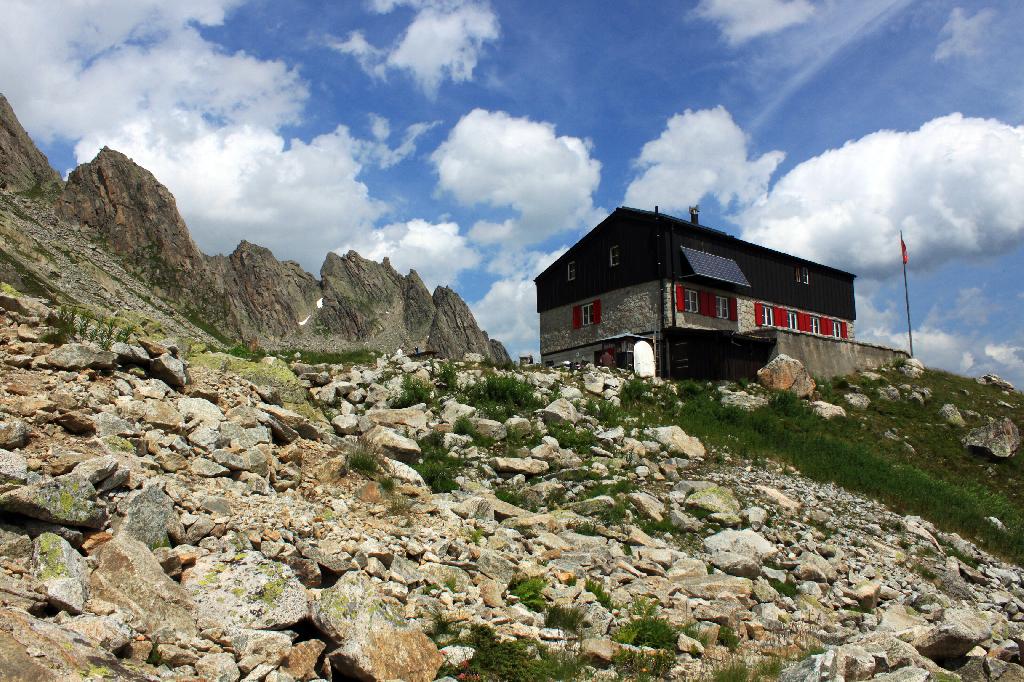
[2,0,1023,385]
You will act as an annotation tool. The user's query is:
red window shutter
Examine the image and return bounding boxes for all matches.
[572,305,581,329]
[593,299,601,324]
[840,321,848,339]
[754,302,763,326]
[675,284,684,312]
[796,313,807,332]
[728,297,737,321]
[774,307,786,327]
[822,318,833,336]
[705,292,715,317]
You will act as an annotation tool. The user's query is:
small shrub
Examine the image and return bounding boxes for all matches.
[494,485,533,511]
[585,579,613,610]
[462,374,542,422]
[611,648,675,679]
[545,605,587,635]
[712,659,753,682]
[620,378,652,404]
[769,578,797,598]
[378,475,396,493]
[412,432,464,493]
[436,361,458,390]
[613,598,677,650]
[546,420,597,452]
[445,624,586,682]
[453,415,478,437]
[593,498,630,527]
[392,374,432,409]
[509,576,547,612]
[347,449,380,475]
[718,624,740,651]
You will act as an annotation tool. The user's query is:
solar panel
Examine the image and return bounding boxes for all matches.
[680,246,751,287]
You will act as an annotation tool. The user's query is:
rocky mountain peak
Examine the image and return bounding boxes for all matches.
[57,146,209,296]
[0,93,61,194]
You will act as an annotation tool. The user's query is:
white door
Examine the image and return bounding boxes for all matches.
[633,340,655,377]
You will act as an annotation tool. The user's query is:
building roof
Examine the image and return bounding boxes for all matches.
[535,206,856,282]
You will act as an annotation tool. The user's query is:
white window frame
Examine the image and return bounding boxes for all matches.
[684,289,699,313]
[609,245,620,267]
[799,266,809,284]
[832,320,842,338]
[581,302,594,326]
[810,316,821,334]
[761,305,774,326]
[787,310,798,329]
[567,261,576,281]
[716,295,729,319]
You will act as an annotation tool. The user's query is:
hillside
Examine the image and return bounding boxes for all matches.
[1,285,1023,682]
[0,94,509,363]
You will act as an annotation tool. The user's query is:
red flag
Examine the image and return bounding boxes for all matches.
[901,237,909,265]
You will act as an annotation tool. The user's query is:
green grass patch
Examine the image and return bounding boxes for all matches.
[391,374,432,408]
[412,432,464,493]
[508,576,547,612]
[441,624,587,682]
[584,579,613,610]
[546,420,597,452]
[544,605,587,636]
[347,449,380,475]
[612,598,677,650]
[461,374,543,422]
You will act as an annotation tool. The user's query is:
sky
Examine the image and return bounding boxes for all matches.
[2,0,1023,385]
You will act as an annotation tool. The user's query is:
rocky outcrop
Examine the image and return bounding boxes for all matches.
[757,354,816,398]
[0,94,61,194]
[54,152,504,359]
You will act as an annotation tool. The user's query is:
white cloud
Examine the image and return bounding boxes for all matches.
[329,0,498,95]
[624,107,784,214]
[358,116,441,168]
[432,109,602,246]
[985,344,1024,372]
[935,7,997,62]
[1,1,305,143]
[471,247,564,356]
[739,113,1024,280]
[340,219,480,290]
[694,0,815,44]
[76,114,387,269]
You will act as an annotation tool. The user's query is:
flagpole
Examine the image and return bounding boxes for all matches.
[901,230,914,357]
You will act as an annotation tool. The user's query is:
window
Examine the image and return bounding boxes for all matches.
[810,316,821,334]
[716,295,729,319]
[609,245,620,267]
[567,261,576,281]
[684,289,699,313]
[794,266,809,284]
[787,310,798,329]
[581,302,594,326]
[832,320,842,338]
[761,305,774,326]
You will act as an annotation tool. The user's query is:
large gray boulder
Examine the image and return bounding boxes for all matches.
[113,484,181,549]
[757,354,815,398]
[0,475,106,528]
[32,533,88,614]
[644,425,705,458]
[182,551,308,630]
[911,608,992,660]
[45,343,117,370]
[962,417,1020,459]
[360,425,421,462]
[88,536,197,639]
[540,398,579,424]
[312,572,443,682]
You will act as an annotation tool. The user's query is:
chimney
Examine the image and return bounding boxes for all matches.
[654,205,659,216]
[689,205,699,224]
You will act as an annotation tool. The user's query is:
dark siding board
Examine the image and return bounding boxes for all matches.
[536,208,856,320]
[674,230,855,319]
[535,219,658,312]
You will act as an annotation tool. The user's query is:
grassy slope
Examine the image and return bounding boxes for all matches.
[596,368,1024,563]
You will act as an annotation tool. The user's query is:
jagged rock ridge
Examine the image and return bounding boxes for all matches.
[0,94,61,194]
[0,96,508,360]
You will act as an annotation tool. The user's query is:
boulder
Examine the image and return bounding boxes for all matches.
[365,407,429,430]
[182,551,308,630]
[757,354,815,398]
[0,475,106,528]
[978,373,1016,392]
[360,425,421,462]
[844,393,871,410]
[0,449,28,491]
[540,398,579,424]
[962,418,1020,459]
[441,400,476,423]
[0,419,29,450]
[492,457,548,476]
[795,552,838,583]
[150,352,190,388]
[685,485,741,524]
[382,457,427,487]
[911,608,992,660]
[312,572,443,682]
[45,343,117,371]
[644,425,706,458]
[32,532,88,614]
[938,403,966,427]
[88,536,197,639]
[178,396,225,424]
[811,401,846,420]
[113,484,180,549]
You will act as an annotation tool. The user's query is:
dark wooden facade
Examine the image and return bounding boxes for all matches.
[666,329,775,381]
[535,207,856,320]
